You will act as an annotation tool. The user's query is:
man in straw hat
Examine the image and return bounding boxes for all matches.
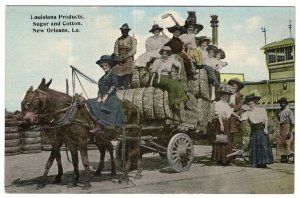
[112,23,137,89]
[135,24,169,68]
[276,97,294,163]
[164,24,197,81]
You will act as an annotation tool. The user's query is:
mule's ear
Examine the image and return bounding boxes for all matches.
[38,78,46,89]
[27,86,33,93]
[45,79,52,88]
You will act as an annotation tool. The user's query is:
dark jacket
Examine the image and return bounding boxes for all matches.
[165,37,184,54]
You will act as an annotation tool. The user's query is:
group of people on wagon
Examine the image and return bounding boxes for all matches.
[86,11,294,168]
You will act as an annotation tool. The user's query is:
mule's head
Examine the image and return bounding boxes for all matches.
[21,78,52,124]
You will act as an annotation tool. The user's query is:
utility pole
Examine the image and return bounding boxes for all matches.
[288,19,292,38]
[261,27,267,45]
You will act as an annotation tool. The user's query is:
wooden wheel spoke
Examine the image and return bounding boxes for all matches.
[167,133,194,172]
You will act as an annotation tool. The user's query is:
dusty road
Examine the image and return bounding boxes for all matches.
[5,145,294,194]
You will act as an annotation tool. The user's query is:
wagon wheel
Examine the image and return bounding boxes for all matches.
[167,133,194,172]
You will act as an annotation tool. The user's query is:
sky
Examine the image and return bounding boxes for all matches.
[4,6,295,111]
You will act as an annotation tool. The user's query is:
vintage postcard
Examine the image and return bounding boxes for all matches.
[4,5,296,194]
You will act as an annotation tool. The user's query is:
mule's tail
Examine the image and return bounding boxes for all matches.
[65,142,72,163]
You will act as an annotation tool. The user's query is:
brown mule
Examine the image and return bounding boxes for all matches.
[21,78,142,189]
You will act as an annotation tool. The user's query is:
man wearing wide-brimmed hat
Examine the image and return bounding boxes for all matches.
[135,24,169,68]
[112,23,137,89]
[276,97,294,163]
[227,78,245,149]
[164,24,197,81]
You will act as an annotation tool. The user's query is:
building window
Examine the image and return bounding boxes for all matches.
[268,50,276,63]
[285,46,293,61]
[277,48,285,62]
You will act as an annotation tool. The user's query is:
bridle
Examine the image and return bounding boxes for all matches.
[24,89,85,129]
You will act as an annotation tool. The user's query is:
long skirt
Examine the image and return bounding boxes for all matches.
[277,123,294,155]
[157,75,188,108]
[211,118,232,164]
[249,123,274,166]
[86,95,125,128]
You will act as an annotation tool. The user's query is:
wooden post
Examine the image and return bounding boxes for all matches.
[66,79,69,95]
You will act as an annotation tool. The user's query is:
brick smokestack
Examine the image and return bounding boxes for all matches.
[210,15,219,46]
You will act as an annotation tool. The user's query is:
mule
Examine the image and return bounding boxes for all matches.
[21,78,142,189]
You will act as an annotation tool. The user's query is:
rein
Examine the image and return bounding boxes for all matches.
[34,89,89,130]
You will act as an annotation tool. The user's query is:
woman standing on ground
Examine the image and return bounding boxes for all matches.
[211,85,240,165]
[240,93,274,168]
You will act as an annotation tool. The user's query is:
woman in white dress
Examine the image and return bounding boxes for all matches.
[135,24,169,67]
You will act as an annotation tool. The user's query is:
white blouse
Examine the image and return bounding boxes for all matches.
[151,56,181,75]
[215,100,234,119]
[204,57,219,70]
[215,59,228,71]
[241,107,268,124]
[145,35,170,52]
[135,35,170,67]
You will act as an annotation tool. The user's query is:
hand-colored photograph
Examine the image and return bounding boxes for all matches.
[4,5,295,194]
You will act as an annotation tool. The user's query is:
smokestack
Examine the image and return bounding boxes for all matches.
[210,15,219,46]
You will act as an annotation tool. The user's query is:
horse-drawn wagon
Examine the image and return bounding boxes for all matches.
[114,51,214,172]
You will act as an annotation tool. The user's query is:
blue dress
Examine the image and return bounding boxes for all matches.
[87,71,125,128]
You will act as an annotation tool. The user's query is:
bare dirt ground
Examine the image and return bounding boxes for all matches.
[5,145,294,194]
